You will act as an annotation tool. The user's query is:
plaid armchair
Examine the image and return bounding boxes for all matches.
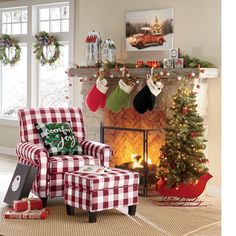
[16,108,112,206]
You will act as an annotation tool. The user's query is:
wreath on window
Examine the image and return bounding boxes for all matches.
[0,34,21,66]
[34,31,62,66]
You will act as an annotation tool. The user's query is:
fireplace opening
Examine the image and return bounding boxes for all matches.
[100,124,163,196]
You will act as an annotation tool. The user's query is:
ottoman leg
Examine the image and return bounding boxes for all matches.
[88,212,97,223]
[66,204,75,215]
[128,205,137,216]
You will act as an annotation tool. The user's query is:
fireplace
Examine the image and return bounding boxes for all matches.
[69,67,213,197]
[100,124,162,196]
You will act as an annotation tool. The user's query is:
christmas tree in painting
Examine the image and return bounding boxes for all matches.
[157,79,209,188]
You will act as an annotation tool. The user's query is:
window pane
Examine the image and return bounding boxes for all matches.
[12,23,21,34]
[2,24,11,34]
[40,21,49,32]
[61,6,69,19]
[39,44,69,108]
[50,20,60,32]
[2,24,7,34]
[2,12,11,23]
[61,19,69,32]
[22,23,27,34]
[1,45,27,118]
[40,8,49,21]
[22,10,27,22]
[50,7,60,19]
[12,11,21,22]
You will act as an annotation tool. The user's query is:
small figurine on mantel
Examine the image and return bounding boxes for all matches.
[102,39,116,64]
[164,48,184,69]
[85,30,102,66]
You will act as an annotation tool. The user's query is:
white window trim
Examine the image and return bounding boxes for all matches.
[0,0,75,127]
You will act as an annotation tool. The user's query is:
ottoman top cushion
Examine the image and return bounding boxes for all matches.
[64,168,139,191]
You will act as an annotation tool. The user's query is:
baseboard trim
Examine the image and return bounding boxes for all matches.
[0,146,16,156]
[205,185,221,198]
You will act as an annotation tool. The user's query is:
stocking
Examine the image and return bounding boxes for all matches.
[85,78,108,112]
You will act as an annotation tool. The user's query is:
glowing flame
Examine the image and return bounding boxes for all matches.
[131,153,142,168]
[131,153,152,169]
[147,157,152,165]
[131,153,138,160]
[133,160,143,168]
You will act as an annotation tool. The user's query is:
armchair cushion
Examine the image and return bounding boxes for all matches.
[35,122,82,157]
[48,154,101,174]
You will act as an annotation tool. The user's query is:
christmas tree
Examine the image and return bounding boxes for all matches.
[151,17,162,33]
[157,79,209,188]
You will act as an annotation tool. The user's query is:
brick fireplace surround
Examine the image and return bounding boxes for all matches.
[68,67,218,195]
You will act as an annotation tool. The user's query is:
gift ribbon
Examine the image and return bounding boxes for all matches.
[22,197,33,210]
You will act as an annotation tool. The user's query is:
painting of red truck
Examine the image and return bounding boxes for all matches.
[126,9,174,51]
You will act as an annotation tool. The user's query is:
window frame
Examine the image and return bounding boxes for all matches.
[0,0,74,126]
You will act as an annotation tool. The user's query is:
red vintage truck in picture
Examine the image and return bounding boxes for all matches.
[129,27,166,50]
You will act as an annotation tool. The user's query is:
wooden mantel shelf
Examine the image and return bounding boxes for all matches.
[68,67,220,80]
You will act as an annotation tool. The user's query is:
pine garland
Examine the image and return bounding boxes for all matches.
[0,34,21,66]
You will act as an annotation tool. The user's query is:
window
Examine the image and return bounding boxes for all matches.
[39,5,69,32]
[1,44,27,118]
[0,0,74,122]
[2,8,27,35]
[39,44,69,107]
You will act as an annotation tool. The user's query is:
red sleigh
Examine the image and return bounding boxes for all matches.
[152,173,212,207]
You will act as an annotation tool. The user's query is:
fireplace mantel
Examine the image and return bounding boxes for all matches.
[68,67,219,80]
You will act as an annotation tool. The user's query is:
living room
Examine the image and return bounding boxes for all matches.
[0,0,226,235]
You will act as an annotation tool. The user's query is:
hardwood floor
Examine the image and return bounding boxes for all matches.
[0,155,17,203]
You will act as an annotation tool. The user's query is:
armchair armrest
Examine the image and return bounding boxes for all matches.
[80,140,112,167]
[16,142,49,198]
[16,142,48,166]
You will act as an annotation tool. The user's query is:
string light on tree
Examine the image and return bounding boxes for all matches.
[157,77,209,188]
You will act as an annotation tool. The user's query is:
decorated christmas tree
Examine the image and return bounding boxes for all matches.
[157,79,209,188]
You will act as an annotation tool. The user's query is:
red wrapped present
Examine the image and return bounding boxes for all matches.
[13,198,43,212]
[4,208,50,219]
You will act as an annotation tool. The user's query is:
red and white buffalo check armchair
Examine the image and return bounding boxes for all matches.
[16,107,112,206]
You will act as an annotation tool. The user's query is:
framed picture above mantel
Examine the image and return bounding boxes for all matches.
[126,8,174,51]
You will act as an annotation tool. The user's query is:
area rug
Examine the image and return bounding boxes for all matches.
[0,196,220,236]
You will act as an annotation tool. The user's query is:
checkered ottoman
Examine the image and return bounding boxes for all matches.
[64,168,139,223]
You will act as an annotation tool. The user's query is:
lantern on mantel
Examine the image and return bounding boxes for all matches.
[101,38,116,64]
[85,30,102,66]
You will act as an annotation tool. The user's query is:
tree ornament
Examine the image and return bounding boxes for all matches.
[34,31,62,66]
[191,131,198,137]
[182,106,189,114]
[0,34,21,66]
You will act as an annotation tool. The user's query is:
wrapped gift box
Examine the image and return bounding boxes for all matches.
[13,198,43,212]
[4,163,38,206]
[4,208,50,220]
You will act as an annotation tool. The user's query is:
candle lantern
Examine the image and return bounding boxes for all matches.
[101,39,116,64]
[85,30,102,66]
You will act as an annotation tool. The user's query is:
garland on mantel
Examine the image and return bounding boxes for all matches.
[71,54,215,70]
